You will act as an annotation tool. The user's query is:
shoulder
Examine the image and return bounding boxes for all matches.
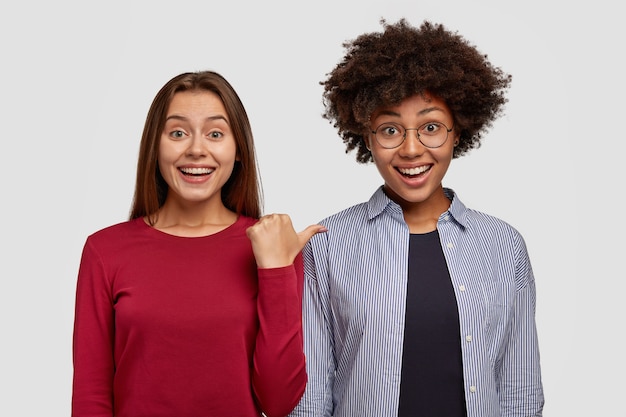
[82,218,148,257]
[457,208,532,269]
[319,202,370,228]
[307,200,378,254]
[87,218,143,241]
[464,208,524,242]
[75,220,145,270]
[447,188,524,243]
[239,215,258,227]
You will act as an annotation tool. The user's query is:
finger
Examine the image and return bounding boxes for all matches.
[297,224,328,247]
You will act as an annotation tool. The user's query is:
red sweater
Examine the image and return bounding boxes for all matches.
[72,216,307,417]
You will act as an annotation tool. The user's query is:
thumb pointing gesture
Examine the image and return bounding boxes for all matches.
[246,214,327,269]
[297,223,328,249]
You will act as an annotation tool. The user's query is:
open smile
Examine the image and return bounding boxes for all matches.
[397,165,431,177]
[179,167,215,176]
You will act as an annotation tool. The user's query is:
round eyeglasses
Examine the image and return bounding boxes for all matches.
[371,121,454,149]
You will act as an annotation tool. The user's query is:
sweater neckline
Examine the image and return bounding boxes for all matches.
[133,215,252,241]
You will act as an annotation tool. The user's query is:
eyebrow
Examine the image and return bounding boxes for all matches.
[165,114,230,124]
[376,106,447,118]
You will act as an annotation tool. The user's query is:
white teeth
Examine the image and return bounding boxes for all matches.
[180,167,214,175]
[399,166,429,176]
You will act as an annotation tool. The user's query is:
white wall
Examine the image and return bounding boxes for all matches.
[0,0,622,415]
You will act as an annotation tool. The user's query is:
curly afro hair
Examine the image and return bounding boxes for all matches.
[321,18,512,163]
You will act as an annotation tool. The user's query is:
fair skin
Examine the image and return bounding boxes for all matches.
[365,92,460,234]
[155,90,325,267]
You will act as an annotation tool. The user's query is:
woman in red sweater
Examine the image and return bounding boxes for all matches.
[72,71,325,417]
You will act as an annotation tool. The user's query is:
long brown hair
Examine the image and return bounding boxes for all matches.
[129,71,263,222]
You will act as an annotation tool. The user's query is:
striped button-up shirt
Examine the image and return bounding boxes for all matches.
[290,187,544,417]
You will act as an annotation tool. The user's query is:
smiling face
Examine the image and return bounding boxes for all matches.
[157,90,238,211]
[366,92,459,217]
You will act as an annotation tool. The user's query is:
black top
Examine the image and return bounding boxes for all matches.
[397,230,467,417]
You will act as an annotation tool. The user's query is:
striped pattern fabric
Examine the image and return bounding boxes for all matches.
[289,187,544,417]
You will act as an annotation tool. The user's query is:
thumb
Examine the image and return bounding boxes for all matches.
[297,224,328,248]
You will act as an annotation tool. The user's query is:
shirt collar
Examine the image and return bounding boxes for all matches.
[366,186,400,220]
[442,187,469,229]
[366,185,469,229]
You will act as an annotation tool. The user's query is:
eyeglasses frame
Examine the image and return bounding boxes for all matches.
[370,121,454,149]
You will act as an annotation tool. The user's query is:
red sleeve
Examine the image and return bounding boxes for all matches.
[252,252,307,417]
[71,238,115,417]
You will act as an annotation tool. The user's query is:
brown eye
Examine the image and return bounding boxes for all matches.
[419,122,443,136]
[208,131,224,140]
[170,130,185,139]
[378,123,404,138]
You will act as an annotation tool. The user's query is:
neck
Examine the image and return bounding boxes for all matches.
[386,187,451,234]
[151,199,238,237]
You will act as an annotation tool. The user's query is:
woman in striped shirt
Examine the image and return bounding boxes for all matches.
[290,19,544,417]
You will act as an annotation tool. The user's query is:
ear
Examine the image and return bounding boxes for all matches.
[363,135,372,151]
[452,131,461,147]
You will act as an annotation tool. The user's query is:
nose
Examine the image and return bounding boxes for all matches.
[186,133,207,157]
[398,128,425,156]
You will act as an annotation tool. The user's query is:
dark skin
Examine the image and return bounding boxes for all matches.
[364,92,460,233]
[321,18,511,164]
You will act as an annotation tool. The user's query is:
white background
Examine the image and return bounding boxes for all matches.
[0,0,622,415]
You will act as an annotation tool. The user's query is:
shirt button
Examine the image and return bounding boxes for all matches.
[444,215,450,221]
[446,242,454,249]
[459,285,466,292]
[469,385,477,393]
[465,335,472,342]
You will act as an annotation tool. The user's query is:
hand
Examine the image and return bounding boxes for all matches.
[246,213,327,268]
